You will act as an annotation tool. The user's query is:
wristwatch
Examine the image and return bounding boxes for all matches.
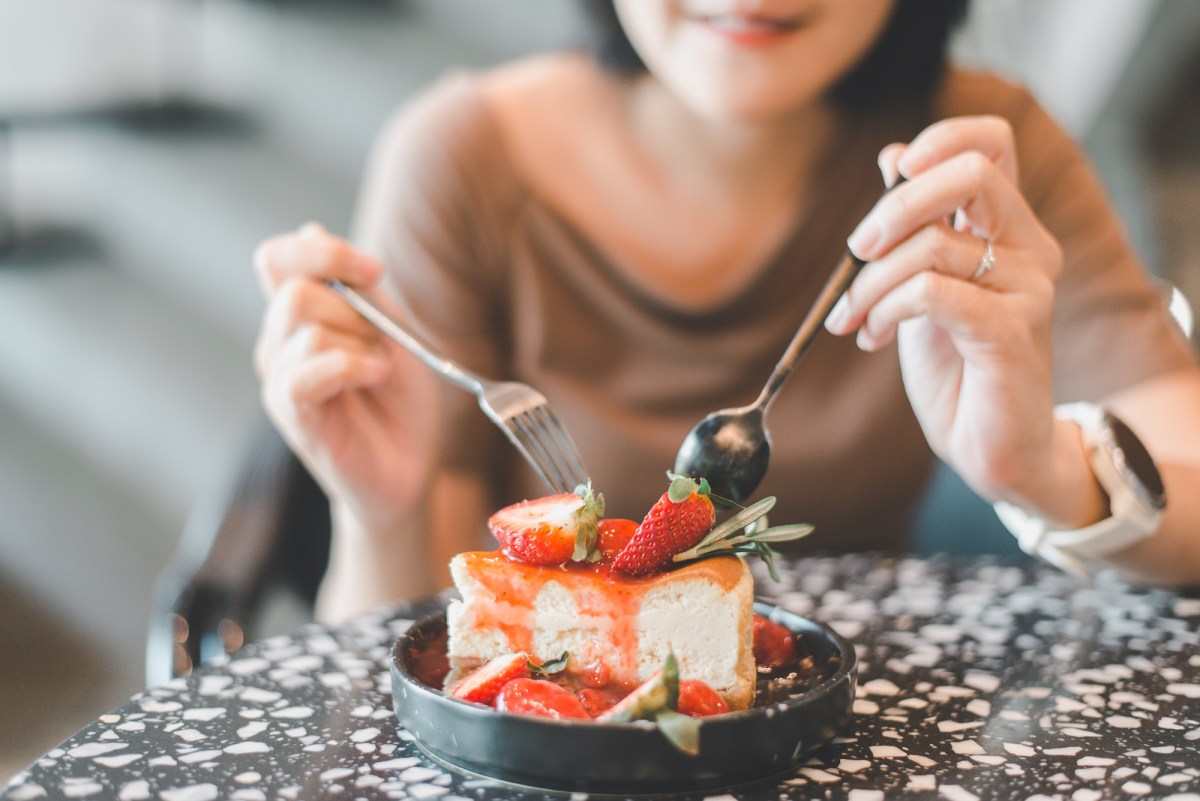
[994,402,1167,577]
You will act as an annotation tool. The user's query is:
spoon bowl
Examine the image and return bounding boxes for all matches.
[673,406,770,504]
[673,177,902,503]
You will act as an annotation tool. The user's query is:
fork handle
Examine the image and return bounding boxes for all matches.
[325,279,485,396]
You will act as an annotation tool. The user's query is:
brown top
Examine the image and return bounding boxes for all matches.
[351,65,1196,553]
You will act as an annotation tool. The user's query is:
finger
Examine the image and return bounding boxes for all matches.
[266,326,393,410]
[897,115,1019,184]
[827,225,1003,335]
[847,151,1032,261]
[254,278,383,377]
[854,270,1009,352]
[877,143,907,188]
[288,349,394,408]
[253,222,382,296]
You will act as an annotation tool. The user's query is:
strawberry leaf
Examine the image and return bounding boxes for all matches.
[570,482,605,562]
[666,473,702,503]
[529,652,569,676]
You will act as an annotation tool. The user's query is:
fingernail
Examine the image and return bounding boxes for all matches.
[825,295,850,333]
[847,219,881,259]
[299,221,323,238]
[856,328,875,352]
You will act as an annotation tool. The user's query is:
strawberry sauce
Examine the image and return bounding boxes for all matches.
[406,611,832,718]
[453,552,745,684]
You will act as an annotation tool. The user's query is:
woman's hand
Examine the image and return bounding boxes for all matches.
[253,223,442,530]
[824,116,1102,526]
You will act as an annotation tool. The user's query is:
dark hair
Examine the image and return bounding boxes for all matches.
[579,0,970,111]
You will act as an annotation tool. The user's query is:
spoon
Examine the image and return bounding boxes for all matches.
[674,178,903,503]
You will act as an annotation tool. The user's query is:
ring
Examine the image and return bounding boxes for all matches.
[971,238,996,281]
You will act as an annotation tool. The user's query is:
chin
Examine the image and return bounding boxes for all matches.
[680,80,825,126]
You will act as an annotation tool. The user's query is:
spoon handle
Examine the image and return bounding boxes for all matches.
[753,176,906,409]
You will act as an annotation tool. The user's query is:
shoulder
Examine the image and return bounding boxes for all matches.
[935,67,1083,206]
[935,67,1040,119]
[478,51,617,125]
[369,69,504,193]
[478,52,627,197]
[367,52,616,211]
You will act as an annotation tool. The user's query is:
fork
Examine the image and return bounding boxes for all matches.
[326,279,590,494]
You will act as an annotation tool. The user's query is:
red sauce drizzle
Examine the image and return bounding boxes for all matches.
[456,552,745,684]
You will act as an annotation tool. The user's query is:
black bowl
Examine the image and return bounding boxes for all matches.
[390,602,856,794]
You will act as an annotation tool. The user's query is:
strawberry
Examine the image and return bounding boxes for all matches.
[611,474,715,576]
[448,652,532,705]
[752,614,797,669]
[448,651,568,705]
[578,658,613,689]
[596,518,637,562]
[676,679,729,717]
[488,485,604,565]
[495,678,590,720]
[575,688,611,717]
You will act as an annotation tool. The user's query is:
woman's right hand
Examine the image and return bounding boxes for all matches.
[252,223,442,529]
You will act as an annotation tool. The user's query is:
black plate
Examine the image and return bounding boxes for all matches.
[390,602,856,794]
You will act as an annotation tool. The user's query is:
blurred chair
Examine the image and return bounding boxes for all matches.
[146,420,330,686]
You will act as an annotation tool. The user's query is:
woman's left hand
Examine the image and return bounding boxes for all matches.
[824,115,1070,515]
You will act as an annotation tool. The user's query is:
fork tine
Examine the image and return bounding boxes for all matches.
[513,410,577,494]
[527,407,589,489]
[507,413,576,493]
[500,419,563,492]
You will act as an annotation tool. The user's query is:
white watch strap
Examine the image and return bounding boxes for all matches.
[993,403,1164,577]
[995,498,1160,577]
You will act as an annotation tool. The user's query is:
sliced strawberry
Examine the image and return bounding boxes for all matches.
[612,474,716,576]
[575,688,611,718]
[495,678,590,720]
[752,614,797,669]
[447,652,531,705]
[596,518,637,561]
[578,658,612,689]
[676,679,729,717]
[488,485,604,565]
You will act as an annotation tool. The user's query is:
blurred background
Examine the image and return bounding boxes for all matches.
[1,0,1197,783]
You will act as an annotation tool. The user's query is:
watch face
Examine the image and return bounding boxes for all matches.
[1107,413,1167,509]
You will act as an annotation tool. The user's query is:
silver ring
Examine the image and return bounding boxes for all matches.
[971,238,996,281]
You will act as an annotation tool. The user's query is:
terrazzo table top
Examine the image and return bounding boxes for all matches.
[5,554,1199,801]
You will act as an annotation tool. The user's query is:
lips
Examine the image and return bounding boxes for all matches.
[702,13,802,34]
[684,6,811,46]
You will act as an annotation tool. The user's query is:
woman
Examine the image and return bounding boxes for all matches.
[252,0,1200,621]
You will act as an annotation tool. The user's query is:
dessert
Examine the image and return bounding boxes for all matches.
[447,549,757,708]
[441,474,812,726]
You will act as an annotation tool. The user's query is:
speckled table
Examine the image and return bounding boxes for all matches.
[5,554,1199,801]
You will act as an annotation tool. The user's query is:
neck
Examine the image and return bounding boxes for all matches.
[624,77,838,202]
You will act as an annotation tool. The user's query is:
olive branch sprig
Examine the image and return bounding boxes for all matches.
[671,496,813,582]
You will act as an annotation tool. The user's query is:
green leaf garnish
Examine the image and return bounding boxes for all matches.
[670,494,813,580]
[655,709,700,757]
[529,652,569,676]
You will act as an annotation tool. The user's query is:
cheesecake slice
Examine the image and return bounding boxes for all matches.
[446,552,756,710]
